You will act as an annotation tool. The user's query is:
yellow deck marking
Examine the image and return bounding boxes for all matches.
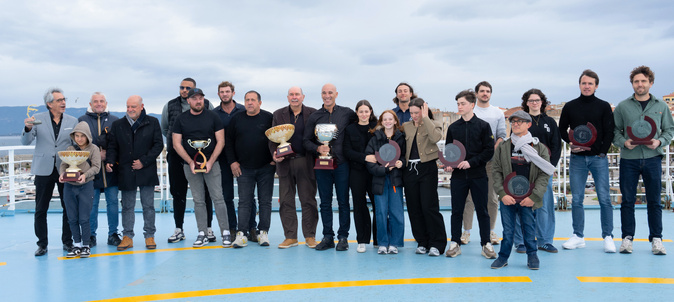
[578,277,674,284]
[0,262,6,266]
[90,276,531,302]
[557,237,671,242]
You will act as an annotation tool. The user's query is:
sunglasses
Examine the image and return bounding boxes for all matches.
[180,86,193,91]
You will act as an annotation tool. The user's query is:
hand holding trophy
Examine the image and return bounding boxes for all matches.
[314,124,338,170]
[58,151,90,182]
[266,124,295,158]
[188,139,211,173]
[26,104,42,126]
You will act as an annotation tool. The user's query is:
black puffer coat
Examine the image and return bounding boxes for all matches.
[365,129,406,195]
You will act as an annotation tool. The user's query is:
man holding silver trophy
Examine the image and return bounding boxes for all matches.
[303,83,356,251]
[172,88,232,248]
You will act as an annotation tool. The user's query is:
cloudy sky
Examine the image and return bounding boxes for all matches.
[2,0,673,114]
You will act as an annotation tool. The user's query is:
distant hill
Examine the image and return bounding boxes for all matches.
[0,106,161,136]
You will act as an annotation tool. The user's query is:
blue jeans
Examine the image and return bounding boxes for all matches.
[514,177,555,246]
[499,201,537,260]
[569,154,613,238]
[315,162,350,239]
[619,157,663,241]
[64,182,95,246]
[374,175,404,248]
[90,186,119,237]
[236,164,275,234]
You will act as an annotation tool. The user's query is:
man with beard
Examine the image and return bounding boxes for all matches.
[161,78,216,243]
[172,88,231,248]
[106,96,163,251]
[392,82,417,124]
[22,87,78,256]
[613,66,673,255]
[227,91,274,248]
[213,81,257,239]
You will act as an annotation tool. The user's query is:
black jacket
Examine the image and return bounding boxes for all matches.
[343,121,377,172]
[445,114,494,179]
[303,104,356,165]
[78,110,120,189]
[106,110,163,191]
[365,129,406,195]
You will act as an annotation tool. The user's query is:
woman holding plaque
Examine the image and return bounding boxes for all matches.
[344,100,378,253]
[366,110,406,254]
[59,122,101,258]
[402,98,447,256]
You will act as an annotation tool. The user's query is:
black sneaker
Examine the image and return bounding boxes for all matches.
[34,246,48,257]
[90,236,97,247]
[527,254,540,270]
[66,247,81,258]
[336,238,349,251]
[315,237,335,251]
[108,233,122,246]
[491,257,508,269]
[80,247,91,258]
[63,243,75,253]
[249,228,259,243]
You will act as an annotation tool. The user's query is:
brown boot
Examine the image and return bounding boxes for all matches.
[305,237,318,249]
[145,237,157,249]
[117,236,133,251]
[278,238,299,249]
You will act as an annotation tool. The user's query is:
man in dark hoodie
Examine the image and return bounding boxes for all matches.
[559,69,616,253]
[78,92,121,247]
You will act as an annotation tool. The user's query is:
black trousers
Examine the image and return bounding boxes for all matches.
[168,149,212,229]
[403,161,447,253]
[451,176,490,246]
[34,167,72,248]
[350,167,376,245]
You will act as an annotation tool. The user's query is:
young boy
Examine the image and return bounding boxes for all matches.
[444,90,495,259]
[491,110,553,269]
[60,121,101,258]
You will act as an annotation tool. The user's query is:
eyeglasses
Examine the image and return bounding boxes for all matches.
[53,98,67,102]
[180,86,193,90]
[527,99,542,103]
[511,119,530,125]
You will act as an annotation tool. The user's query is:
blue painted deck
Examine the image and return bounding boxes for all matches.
[1,208,673,301]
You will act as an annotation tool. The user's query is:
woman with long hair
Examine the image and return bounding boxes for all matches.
[402,98,447,256]
[365,110,406,254]
[343,100,378,253]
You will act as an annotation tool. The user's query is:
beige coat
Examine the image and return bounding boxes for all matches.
[402,116,442,163]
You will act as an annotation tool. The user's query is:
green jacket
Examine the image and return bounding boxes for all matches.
[492,137,551,210]
[613,94,674,159]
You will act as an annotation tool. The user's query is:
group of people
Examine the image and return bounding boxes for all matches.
[22,66,670,269]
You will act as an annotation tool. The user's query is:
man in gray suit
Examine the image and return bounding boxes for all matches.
[22,87,79,256]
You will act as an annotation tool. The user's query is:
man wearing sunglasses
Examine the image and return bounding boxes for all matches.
[161,78,215,244]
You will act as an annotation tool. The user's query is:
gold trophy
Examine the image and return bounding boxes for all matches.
[58,151,90,181]
[266,124,296,158]
[27,105,42,125]
[314,124,338,170]
[188,139,211,173]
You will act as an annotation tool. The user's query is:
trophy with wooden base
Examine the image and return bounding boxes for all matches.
[627,116,657,145]
[568,122,597,151]
[266,124,296,158]
[503,172,535,203]
[58,151,90,182]
[27,105,42,125]
[188,139,211,173]
[438,140,466,168]
[314,124,338,170]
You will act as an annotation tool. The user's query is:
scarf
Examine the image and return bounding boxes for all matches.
[510,132,556,175]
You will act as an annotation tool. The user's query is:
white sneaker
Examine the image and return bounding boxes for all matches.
[388,246,398,254]
[378,246,388,254]
[206,227,216,242]
[460,231,470,244]
[604,236,616,253]
[562,234,586,249]
[652,238,667,255]
[167,228,185,243]
[490,231,500,245]
[357,243,366,253]
[445,242,461,257]
[482,242,497,259]
[428,247,440,257]
[415,246,428,254]
[258,231,270,246]
[619,237,633,254]
[232,231,248,248]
